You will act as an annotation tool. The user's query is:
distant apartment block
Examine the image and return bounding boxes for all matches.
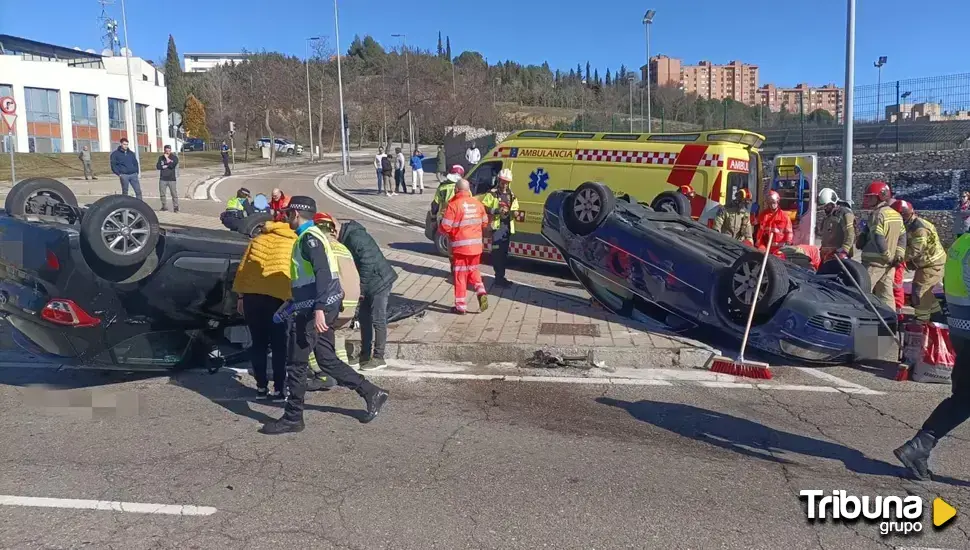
[758,83,844,122]
[887,102,970,123]
[183,53,248,73]
[641,57,759,105]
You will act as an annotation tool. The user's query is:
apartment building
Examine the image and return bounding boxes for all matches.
[183,53,249,73]
[641,57,760,106]
[886,102,970,123]
[758,83,844,121]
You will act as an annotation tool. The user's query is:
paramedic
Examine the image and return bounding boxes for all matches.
[439,179,489,314]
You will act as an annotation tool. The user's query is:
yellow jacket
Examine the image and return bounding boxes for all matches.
[232,221,297,301]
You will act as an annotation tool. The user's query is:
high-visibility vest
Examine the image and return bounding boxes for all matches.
[906,217,946,268]
[329,239,360,315]
[433,182,456,221]
[290,225,341,305]
[945,234,970,339]
[861,205,905,265]
[439,191,487,256]
[226,197,247,211]
[478,190,520,234]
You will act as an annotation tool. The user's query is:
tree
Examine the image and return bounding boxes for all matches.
[445,36,452,61]
[437,32,444,57]
[807,108,835,125]
[585,62,591,83]
[605,68,612,86]
[183,94,209,139]
[593,69,600,86]
[164,35,188,115]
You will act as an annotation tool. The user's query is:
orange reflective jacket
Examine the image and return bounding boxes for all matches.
[439,190,488,256]
[756,208,793,252]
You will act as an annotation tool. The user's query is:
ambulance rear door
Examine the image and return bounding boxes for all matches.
[772,153,818,247]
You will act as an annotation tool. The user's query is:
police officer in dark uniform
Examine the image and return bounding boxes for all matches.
[260,196,388,435]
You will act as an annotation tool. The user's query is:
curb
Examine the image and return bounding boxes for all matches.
[328,173,425,227]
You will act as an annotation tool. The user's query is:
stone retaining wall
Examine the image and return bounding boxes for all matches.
[443,126,510,172]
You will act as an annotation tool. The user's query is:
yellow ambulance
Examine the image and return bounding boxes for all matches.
[432,128,766,263]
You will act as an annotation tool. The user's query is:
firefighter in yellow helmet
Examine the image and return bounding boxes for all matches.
[477,168,520,286]
[893,200,946,322]
[712,188,753,245]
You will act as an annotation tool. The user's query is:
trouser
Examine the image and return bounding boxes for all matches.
[453,253,487,312]
[119,173,142,200]
[492,238,510,281]
[243,293,287,391]
[283,309,378,422]
[395,169,406,193]
[222,155,231,176]
[82,160,94,179]
[376,169,384,193]
[411,169,424,192]
[894,264,906,312]
[921,335,970,439]
[866,263,896,311]
[159,179,179,211]
[383,171,393,192]
[359,283,391,360]
[912,264,945,321]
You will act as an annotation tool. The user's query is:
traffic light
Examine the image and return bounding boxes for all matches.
[229,121,235,136]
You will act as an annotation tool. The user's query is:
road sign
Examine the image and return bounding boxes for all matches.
[0,96,16,115]
[1,113,15,132]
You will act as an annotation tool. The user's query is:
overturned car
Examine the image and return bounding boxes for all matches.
[541,181,897,364]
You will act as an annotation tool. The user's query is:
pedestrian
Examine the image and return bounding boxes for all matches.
[260,196,389,435]
[78,145,97,180]
[439,179,489,314]
[394,147,407,195]
[374,147,387,194]
[381,152,395,196]
[465,141,481,171]
[232,219,297,399]
[155,145,180,212]
[893,232,970,480]
[324,214,398,370]
[712,188,754,245]
[857,181,906,311]
[754,190,792,257]
[221,141,231,176]
[817,188,855,262]
[478,168,519,286]
[410,148,425,194]
[110,137,141,200]
[432,165,464,275]
[435,145,446,182]
[893,200,946,322]
[958,191,970,236]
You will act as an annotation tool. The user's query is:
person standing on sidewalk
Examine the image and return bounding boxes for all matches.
[260,196,389,435]
[380,153,395,196]
[110,138,142,200]
[232,220,296,399]
[465,142,481,171]
[478,168,519,287]
[432,165,464,276]
[435,145,446,182]
[221,141,231,176]
[410,148,425,194]
[394,147,407,195]
[440,179,489,314]
[156,145,180,213]
[374,147,386,194]
[78,145,97,180]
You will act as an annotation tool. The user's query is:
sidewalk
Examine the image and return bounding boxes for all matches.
[331,167,438,226]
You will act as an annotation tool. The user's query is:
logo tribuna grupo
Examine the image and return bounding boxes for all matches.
[800,490,923,536]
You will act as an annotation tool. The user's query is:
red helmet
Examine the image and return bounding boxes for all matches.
[767,190,780,202]
[863,181,892,209]
[892,199,913,216]
[449,165,465,176]
[679,185,695,197]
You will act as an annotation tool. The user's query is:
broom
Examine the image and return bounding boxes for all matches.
[710,232,774,380]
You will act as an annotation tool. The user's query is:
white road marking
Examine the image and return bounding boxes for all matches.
[314,173,422,232]
[794,367,877,392]
[209,166,327,202]
[0,495,216,516]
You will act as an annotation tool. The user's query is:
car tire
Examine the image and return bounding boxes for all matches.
[717,250,789,321]
[434,231,450,257]
[563,181,615,236]
[238,213,273,238]
[4,177,78,216]
[80,195,160,267]
[650,190,692,216]
[818,258,871,291]
[425,211,437,241]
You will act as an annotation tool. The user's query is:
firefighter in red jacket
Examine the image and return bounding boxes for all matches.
[755,190,793,257]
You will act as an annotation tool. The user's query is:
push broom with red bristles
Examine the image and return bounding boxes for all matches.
[711,232,774,380]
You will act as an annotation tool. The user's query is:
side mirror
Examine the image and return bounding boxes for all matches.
[253,194,269,210]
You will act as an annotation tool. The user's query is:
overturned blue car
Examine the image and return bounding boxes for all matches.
[540,181,897,365]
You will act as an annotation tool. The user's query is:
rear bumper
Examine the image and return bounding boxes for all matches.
[3,314,93,362]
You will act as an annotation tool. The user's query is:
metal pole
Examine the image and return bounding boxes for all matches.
[629,79,634,132]
[333,0,349,174]
[895,81,901,153]
[396,35,414,149]
[120,0,140,172]
[381,65,388,146]
[875,65,882,123]
[8,131,14,182]
[639,86,644,132]
[800,91,805,152]
[645,22,652,132]
[581,86,585,131]
[305,38,315,160]
[842,0,856,203]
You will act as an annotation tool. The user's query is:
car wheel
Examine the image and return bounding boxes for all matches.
[817,258,871,291]
[650,190,692,216]
[435,231,450,257]
[80,195,160,267]
[563,181,615,236]
[239,213,273,238]
[4,177,78,216]
[716,250,789,324]
[425,211,437,241]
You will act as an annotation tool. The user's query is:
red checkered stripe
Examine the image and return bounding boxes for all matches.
[491,147,511,158]
[483,238,564,261]
[573,149,723,168]
[698,153,723,167]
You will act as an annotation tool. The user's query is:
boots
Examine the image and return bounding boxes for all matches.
[893,430,937,480]
[358,385,389,424]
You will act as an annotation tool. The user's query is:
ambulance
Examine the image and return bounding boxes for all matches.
[427,128,767,263]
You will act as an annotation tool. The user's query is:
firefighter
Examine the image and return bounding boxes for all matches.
[817,188,856,262]
[478,168,520,286]
[755,190,793,257]
[858,181,906,311]
[893,200,946,322]
[439,179,489,314]
[432,165,464,275]
[712,188,753,245]
[891,199,907,316]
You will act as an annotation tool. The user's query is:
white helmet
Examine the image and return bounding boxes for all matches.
[818,188,839,206]
[498,168,513,182]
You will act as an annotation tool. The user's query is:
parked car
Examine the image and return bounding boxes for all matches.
[181,138,206,152]
[541,181,897,365]
[256,138,300,155]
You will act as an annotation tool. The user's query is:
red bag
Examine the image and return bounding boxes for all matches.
[912,322,955,384]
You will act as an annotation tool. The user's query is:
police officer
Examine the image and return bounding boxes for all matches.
[893,200,946,322]
[894,232,970,480]
[817,188,856,262]
[478,168,520,287]
[220,188,253,231]
[260,196,388,435]
[712,188,753,245]
[858,181,906,310]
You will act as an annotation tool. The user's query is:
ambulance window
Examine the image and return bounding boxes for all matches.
[748,151,760,198]
[559,132,595,139]
[726,173,746,202]
[602,134,640,141]
[469,161,502,195]
[519,131,559,138]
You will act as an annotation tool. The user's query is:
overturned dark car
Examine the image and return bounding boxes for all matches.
[541,181,897,364]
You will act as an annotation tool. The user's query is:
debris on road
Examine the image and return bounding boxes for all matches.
[525,350,595,369]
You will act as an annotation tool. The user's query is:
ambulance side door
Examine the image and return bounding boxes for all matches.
[510,159,574,237]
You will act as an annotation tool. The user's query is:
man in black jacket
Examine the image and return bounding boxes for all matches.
[322,215,398,370]
[110,138,141,199]
[156,145,180,212]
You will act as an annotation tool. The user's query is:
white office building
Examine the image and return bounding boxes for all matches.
[0,34,174,154]
[183,52,248,73]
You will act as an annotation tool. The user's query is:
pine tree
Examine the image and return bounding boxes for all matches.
[445,37,452,61]
[183,94,209,140]
[605,68,612,86]
[437,32,444,57]
[164,35,187,115]
[576,64,583,82]
[593,68,600,86]
[585,62,591,83]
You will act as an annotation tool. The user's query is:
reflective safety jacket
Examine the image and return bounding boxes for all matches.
[290,224,342,313]
[820,204,856,257]
[755,208,793,252]
[329,239,360,320]
[439,190,488,256]
[945,234,970,339]
[226,197,247,211]
[905,217,946,269]
[861,203,906,266]
[478,189,520,234]
[712,204,752,243]
[431,181,457,221]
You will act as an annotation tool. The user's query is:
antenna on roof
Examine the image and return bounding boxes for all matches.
[98,0,121,56]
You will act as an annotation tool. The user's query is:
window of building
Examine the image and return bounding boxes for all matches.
[108,98,127,130]
[135,104,149,153]
[25,87,62,153]
[155,109,163,138]
[0,83,14,153]
[70,93,98,127]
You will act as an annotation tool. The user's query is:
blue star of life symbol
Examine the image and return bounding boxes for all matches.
[529,168,549,195]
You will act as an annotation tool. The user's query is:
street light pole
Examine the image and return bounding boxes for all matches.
[874,56,887,123]
[333,0,349,174]
[392,34,414,149]
[628,76,634,132]
[305,37,320,161]
[119,0,139,171]
[581,79,587,131]
[643,9,655,133]
[842,0,856,203]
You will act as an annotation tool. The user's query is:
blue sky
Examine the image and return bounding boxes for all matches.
[1,0,965,87]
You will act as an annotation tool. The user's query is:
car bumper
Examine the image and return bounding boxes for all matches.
[3,314,94,362]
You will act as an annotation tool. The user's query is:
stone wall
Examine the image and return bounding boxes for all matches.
[443,126,510,172]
